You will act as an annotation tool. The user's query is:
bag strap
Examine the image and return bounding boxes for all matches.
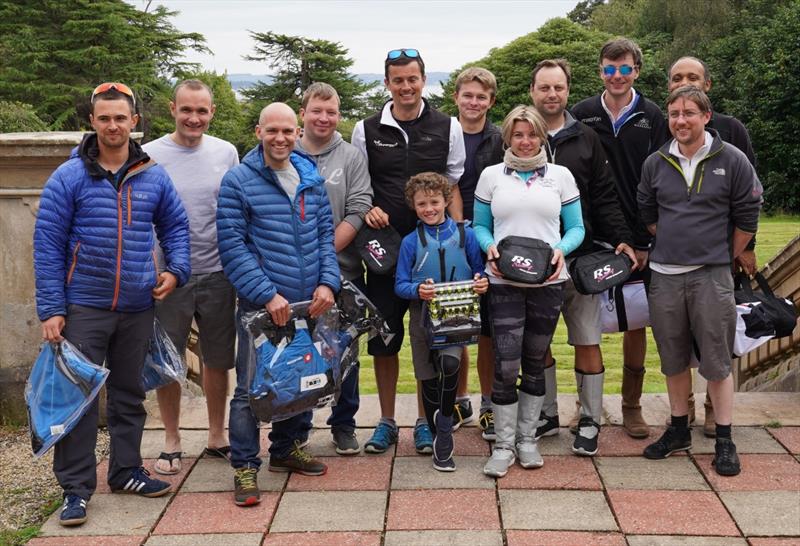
[457,222,465,249]
[417,223,428,247]
[614,283,629,332]
[752,271,776,298]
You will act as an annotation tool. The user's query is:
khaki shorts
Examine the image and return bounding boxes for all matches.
[562,275,603,346]
[155,271,236,370]
[648,265,736,382]
[408,300,462,381]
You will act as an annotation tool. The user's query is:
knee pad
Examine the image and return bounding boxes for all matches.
[518,373,545,397]
[491,390,518,405]
[438,354,460,377]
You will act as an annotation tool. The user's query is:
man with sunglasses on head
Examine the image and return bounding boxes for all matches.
[351,48,466,455]
[143,79,240,475]
[667,56,759,438]
[34,82,191,526]
[571,38,669,439]
[529,58,636,456]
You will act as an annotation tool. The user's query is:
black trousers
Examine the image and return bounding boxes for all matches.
[55,304,154,500]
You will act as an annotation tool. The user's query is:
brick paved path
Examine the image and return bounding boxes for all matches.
[30,393,800,545]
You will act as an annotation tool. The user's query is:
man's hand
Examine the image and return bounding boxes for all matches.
[418,279,436,301]
[634,249,649,270]
[473,274,489,295]
[486,245,503,278]
[735,249,757,277]
[152,272,178,301]
[42,316,65,342]
[616,242,639,271]
[546,248,565,283]
[266,293,290,326]
[308,285,335,318]
[364,206,390,229]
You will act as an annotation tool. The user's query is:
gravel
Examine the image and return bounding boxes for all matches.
[0,426,110,535]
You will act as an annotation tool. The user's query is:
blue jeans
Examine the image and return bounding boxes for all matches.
[229,306,309,468]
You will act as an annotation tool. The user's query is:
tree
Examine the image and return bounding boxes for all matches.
[0,101,48,132]
[568,0,606,26]
[0,0,208,133]
[242,31,374,121]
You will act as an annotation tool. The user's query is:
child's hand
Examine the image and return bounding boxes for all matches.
[473,273,488,294]
[418,278,436,301]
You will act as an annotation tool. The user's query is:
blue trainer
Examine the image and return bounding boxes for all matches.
[364,421,398,454]
[59,494,87,527]
[414,421,434,454]
[111,467,172,497]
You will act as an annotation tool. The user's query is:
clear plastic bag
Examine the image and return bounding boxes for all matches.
[141,318,187,391]
[26,340,109,458]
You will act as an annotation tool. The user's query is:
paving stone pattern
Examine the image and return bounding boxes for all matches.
[31,394,800,544]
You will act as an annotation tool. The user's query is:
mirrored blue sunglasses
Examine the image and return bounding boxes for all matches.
[602,64,634,77]
[386,49,420,61]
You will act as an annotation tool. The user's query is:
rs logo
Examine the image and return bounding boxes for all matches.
[511,255,532,267]
[593,265,612,280]
[368,240,386,256]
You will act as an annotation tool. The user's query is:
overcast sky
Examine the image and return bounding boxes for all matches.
[142,0,579,75]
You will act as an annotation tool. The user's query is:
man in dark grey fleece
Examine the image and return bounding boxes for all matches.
[295,82,373,455]
[637,86,762,477]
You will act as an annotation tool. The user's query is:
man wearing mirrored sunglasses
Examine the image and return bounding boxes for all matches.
[571,38,669,440]
[351,48,466,456]
[34,82,191,526]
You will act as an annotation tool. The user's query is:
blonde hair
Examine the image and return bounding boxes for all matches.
[501,105,548,146]
[454,67,497,98]
[301,82,340,108]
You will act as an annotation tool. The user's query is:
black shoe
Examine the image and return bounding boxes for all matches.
[233,468,261,506]
[535,413,560,440]
[269,440,327,476]
[572,416,599,456]
[712,438,741,476]
[452,399,475,431]
[643,426,692,459]
[331,428,360,455]
[479,408,495,441]
[59,494,87,526]
[111,467,171,497]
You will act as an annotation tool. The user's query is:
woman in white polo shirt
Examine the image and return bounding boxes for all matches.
[474,105,584,478]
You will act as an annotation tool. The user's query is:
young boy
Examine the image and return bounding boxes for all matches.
[394,172,488,471]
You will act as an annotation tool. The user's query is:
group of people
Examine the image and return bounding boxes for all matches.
[32,36,762,525]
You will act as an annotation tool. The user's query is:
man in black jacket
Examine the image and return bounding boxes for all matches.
[572,38,670,439]
[530,58,637,456]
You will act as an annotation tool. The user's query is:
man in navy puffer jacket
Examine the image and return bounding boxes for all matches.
[216,102,340,507]
[33,83,190,527]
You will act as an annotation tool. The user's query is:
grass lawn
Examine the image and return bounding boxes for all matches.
[359,214,799,396]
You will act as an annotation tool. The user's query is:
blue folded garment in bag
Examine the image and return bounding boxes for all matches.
[141,318,187,392]
[26,341,109,457]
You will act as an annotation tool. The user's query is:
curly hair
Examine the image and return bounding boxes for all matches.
[404,171,452,207]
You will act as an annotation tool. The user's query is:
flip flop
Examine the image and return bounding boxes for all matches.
[154,451,182,475]
[203,446,231,460]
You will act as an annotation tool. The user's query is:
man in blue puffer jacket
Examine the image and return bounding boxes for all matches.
[216,102,340,507]
[33,83,190,527]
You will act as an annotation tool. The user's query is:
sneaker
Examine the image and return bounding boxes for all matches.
[59,494,87,526]
[643,426,692,459]
[111,467,171,497]
[483,447,515,478]
[269,440,327,476]
[452,399,475,431]
[534,413,560,440]
[516,440,544,468]
[414,421,434,454]
[712,438,741,476]
[432,410,455,472]
[233,468,261,506]
[364,422,398,454]
[572,416,600,457]
[331,428,360,456]
[479,408,496,441]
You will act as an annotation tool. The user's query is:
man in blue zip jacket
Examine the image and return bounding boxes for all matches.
[33,83,191,527]
[216,102,340,507]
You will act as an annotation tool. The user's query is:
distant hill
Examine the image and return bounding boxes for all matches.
[226,72,451,91]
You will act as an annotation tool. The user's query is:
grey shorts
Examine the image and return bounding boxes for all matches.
[155,270,236,370]
[408,300,463,381]
[562,275,602,346]
[648,265,736,382]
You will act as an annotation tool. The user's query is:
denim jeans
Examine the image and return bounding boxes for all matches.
[230,306,321,467]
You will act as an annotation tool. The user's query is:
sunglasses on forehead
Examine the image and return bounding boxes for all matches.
[602,64,635,77]
[91,82,136,107]
[386,48,420,61]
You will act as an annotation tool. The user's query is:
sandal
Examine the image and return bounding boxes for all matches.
[154,451,182,475]
[203,445,231,461]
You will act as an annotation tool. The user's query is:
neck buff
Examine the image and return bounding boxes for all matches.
[503,146,547,172]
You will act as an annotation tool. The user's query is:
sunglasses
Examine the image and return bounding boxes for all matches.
[91,82,136,107]
[386,48,420,61]
[602,64,635,77]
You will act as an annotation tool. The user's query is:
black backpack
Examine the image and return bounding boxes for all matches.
[734,272,798,338]
[496,236,554,285]
[568,250,633,295]
[354,225,402,274]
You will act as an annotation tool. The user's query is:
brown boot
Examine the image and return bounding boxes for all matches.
[621,365,649,438]
[568,400,581,434]
[703,393,716,438]
[666,393,696,425]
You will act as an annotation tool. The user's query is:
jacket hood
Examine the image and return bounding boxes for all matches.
[295,131,344,157]
[242,145,325,188]
[75,133,151,182]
